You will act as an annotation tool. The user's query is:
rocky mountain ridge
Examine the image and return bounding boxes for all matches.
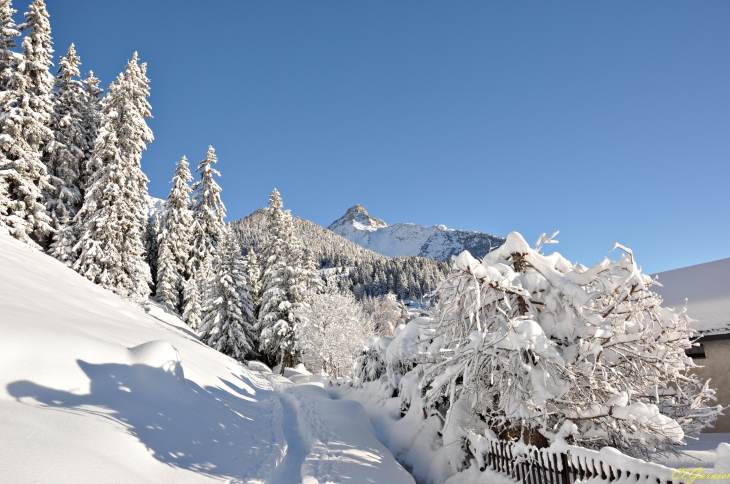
[328,205,504,261]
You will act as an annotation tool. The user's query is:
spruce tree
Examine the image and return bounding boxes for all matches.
[200,235,257,360]
[242,249,261,316]
[156,235,176,309]
[257,189,289,368]
[257,189,317,372]
[72,53,152,302]
[19,0,54,151]
[189,145,226,290]
[0,0,19,231]
[156,156,194,311]
[182,268,202,330]
[79,70,101,191]
[143,212,160,292]
[46,44,86,260]
[0,0,54,246]
[192,146,226,272]
[0,0,19,92]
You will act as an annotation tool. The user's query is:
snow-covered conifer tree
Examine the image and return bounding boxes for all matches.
[78,70,101,190]
[182,268,202,330]
[0,0,19,231]
[19,0,54,151]
[199,235,257,360]
[47,45,95,264]
[46,45,86,244]
[257,189,292,369]
[156,156,194,311]
[242,249,261,316]
[189,146,226,287]
[156,235,176,307]
[0,0,54,246]
[72,53,153,302]
[0,0,19,91]
[143,213,160,292]
[257,189,317,373]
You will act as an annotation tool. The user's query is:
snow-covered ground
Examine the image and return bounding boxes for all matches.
[0,234,413,484]
[651,433,730,470]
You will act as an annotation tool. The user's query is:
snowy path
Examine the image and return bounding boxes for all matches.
[270,378,309,483]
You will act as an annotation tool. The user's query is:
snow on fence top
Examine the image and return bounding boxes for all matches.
[467,434,691,484]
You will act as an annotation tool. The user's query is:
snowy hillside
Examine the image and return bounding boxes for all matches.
[328,205,505,261]
[652,258,730,335]
[0,234,413,484]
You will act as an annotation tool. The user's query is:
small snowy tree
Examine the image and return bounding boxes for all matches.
[362,293,406,336]
[353,337,389,385]
[156,156,193,311]
[299,286,375,377]
[199,235,257,360]
[0,0,54,246]
[423,231,722,457]
[72,53,153,302]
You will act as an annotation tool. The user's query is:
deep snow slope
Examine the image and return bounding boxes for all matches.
[652,258,730,335]
[328,205,505,261]
[0,234,413,484]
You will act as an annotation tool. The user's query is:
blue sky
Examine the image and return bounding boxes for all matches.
[39,0,730,273]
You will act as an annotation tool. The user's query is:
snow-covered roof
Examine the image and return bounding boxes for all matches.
[652,258,730,336]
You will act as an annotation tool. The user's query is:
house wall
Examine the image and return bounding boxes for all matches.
[692,338,730,432]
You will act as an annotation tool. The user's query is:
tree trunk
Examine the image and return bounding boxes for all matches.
[280,350,293,375]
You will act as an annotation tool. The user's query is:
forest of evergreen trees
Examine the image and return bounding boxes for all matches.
[0,0,446,372]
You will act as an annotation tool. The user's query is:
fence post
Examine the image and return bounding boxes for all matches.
[560,452,570,484]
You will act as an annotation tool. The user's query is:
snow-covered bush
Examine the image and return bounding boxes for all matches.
[298,287,375,377]
[353,336,391,385]
[361,293,409,336]
[422,231,722,457]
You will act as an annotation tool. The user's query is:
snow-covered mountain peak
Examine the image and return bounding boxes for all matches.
[327,206,505,261]
[328,204,388,234]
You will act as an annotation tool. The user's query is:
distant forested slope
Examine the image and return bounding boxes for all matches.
[230,209,449,300]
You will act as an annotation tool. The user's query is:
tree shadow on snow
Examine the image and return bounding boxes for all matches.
[7,360,279,480]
